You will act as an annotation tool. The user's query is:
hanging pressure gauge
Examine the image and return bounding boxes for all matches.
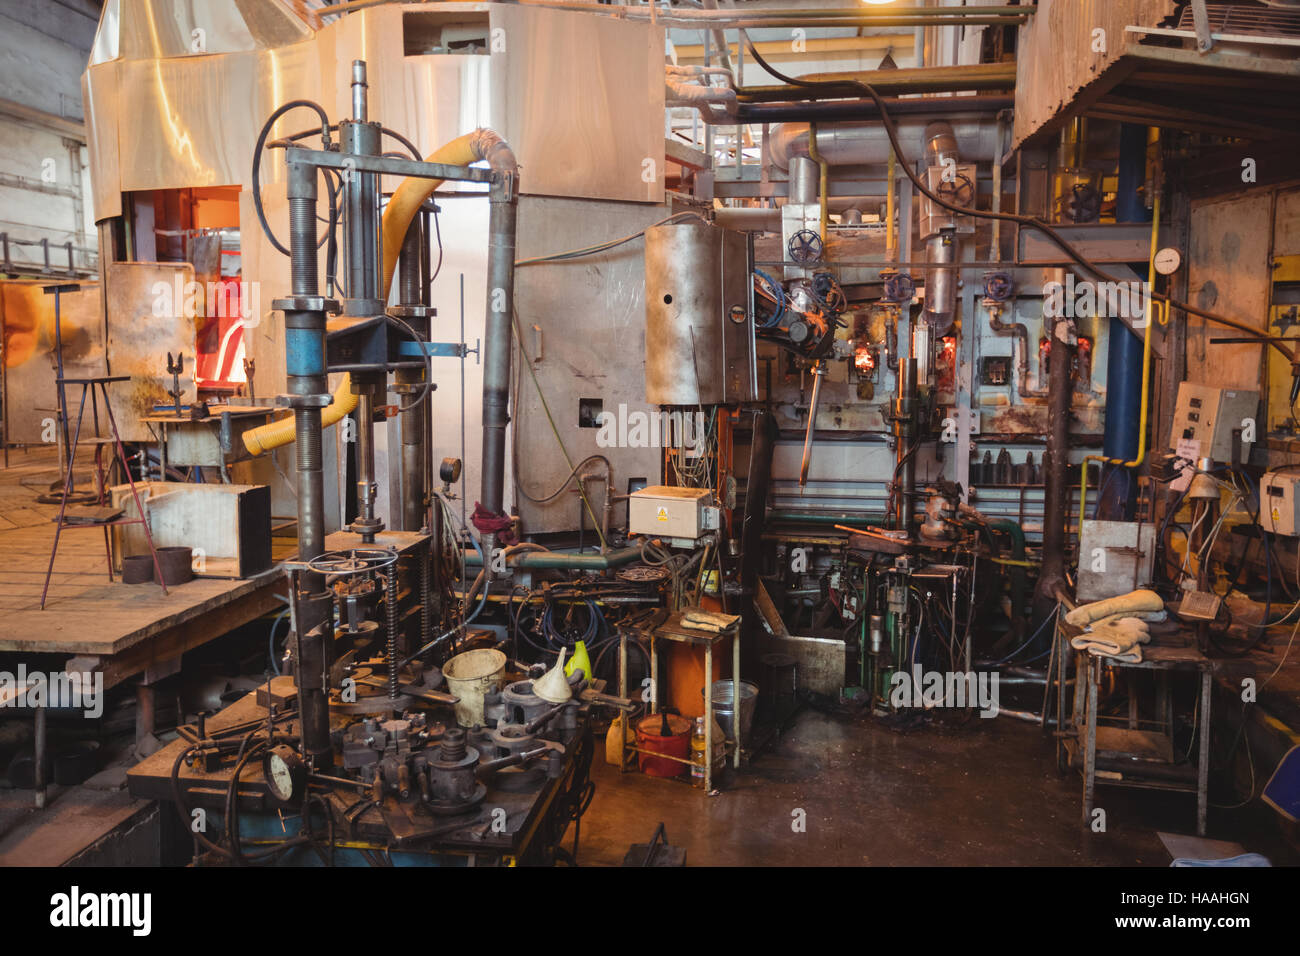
[1154,247,1182,276]
[263,744,307,804]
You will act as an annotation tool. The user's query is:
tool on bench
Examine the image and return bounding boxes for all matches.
[167,352,185,419]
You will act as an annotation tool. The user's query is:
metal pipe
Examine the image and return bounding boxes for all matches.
[1034,320,1076,624]
[740,62,1016,103]
[747,97,1011,128]
[799,364,827,489]
[766,114,1001,170]
[481,156,518,521]
[987,302,1048,400]
[352,385,381,541]
[396,220,429,532]
[281,142,334,769]
[893,358,919,533]
[462,546,642,570]
[340,118,382,312]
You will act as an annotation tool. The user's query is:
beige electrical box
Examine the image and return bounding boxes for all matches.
[1260,471,1300,537]
[628,486,719,542]
[1168,383,1259,462]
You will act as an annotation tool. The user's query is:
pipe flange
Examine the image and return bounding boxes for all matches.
[273,295,340,314]
[276,393,335,409]
[388,304,437,320]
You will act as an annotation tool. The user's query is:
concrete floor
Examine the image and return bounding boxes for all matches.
[576,709,1294,867]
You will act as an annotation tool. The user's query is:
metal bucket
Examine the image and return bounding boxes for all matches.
[708,680,759,747]
[443,649,506,728]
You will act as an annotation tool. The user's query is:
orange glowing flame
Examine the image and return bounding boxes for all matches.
[854,345,875,373]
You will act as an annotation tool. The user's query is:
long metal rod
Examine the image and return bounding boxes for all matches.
[285,148,493,185]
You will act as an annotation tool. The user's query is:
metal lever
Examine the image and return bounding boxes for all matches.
[799,363,826,490]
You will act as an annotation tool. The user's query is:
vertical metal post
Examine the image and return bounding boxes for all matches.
[277,150,335,769]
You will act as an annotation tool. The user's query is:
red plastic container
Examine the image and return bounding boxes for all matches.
[635,714,691,777]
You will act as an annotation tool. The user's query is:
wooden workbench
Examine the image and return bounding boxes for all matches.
[0,446,286,685]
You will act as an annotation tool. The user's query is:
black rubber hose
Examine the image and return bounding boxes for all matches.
[252,100,332,258]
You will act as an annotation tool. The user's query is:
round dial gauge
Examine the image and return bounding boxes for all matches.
[263,744,306,804]
[1154,247,1182,276]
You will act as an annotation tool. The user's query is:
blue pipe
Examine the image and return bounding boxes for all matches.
[1101,123,1151,517]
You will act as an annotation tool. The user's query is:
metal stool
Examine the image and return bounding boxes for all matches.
[40,375,168,609]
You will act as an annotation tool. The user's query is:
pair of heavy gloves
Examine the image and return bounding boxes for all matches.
[1066,589,1166,663]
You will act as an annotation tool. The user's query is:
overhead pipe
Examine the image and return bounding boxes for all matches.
[765,115,1002,171]
[740,96,1012,125]
[739,62,1016,103]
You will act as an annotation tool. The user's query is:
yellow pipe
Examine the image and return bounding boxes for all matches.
[886,148,897,260]
[243,375,358,457]
[807,123,829,242]
[243,133,484,457]
[1078,139,1162,527]
[379,132,481,299]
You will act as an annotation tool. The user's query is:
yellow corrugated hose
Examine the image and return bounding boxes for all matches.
[242,133,482,457]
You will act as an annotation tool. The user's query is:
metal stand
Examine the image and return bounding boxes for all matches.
[40,375,168,609]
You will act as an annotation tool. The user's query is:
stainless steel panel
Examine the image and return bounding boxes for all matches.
[513,196,667,535]
[644,221,755,406]
[104,262,198,442]
[488,5,664,204]
[112,0,311,60]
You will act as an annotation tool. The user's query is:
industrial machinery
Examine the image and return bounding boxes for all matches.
[128,62,605,865]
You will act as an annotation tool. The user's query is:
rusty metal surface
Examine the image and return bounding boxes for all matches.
[104,262,197,442]
[1,281,106,445]
[1186,191,1273,391]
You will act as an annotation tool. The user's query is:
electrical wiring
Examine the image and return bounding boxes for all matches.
[740,42,1295,364]
[513,212,707,267]
[987,607,1058,667]
[753,268,786,328]
[510,310,608,548]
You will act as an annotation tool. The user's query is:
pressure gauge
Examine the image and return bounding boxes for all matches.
[1154,247,1182,276]
[263,744,307,804]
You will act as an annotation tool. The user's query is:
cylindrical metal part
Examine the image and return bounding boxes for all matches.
[351,59,368,122]
[480,196,517,518]
[396,223,429,532]
[295,587,334,768]
[789,156,819,205]
[923,231,957,335]
[1034,329,1076,623]
[353,387,379,541]
[869,614,884,654]
[766,116,1001,171]
[341,118,382,311]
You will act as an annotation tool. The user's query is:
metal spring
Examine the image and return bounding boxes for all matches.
[385,568,399,701]
[420,546,432,645]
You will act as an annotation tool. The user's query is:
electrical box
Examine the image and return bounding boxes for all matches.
[628,486,719,544]
[1168,383,1259,462]
[1259,471,1300,536]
